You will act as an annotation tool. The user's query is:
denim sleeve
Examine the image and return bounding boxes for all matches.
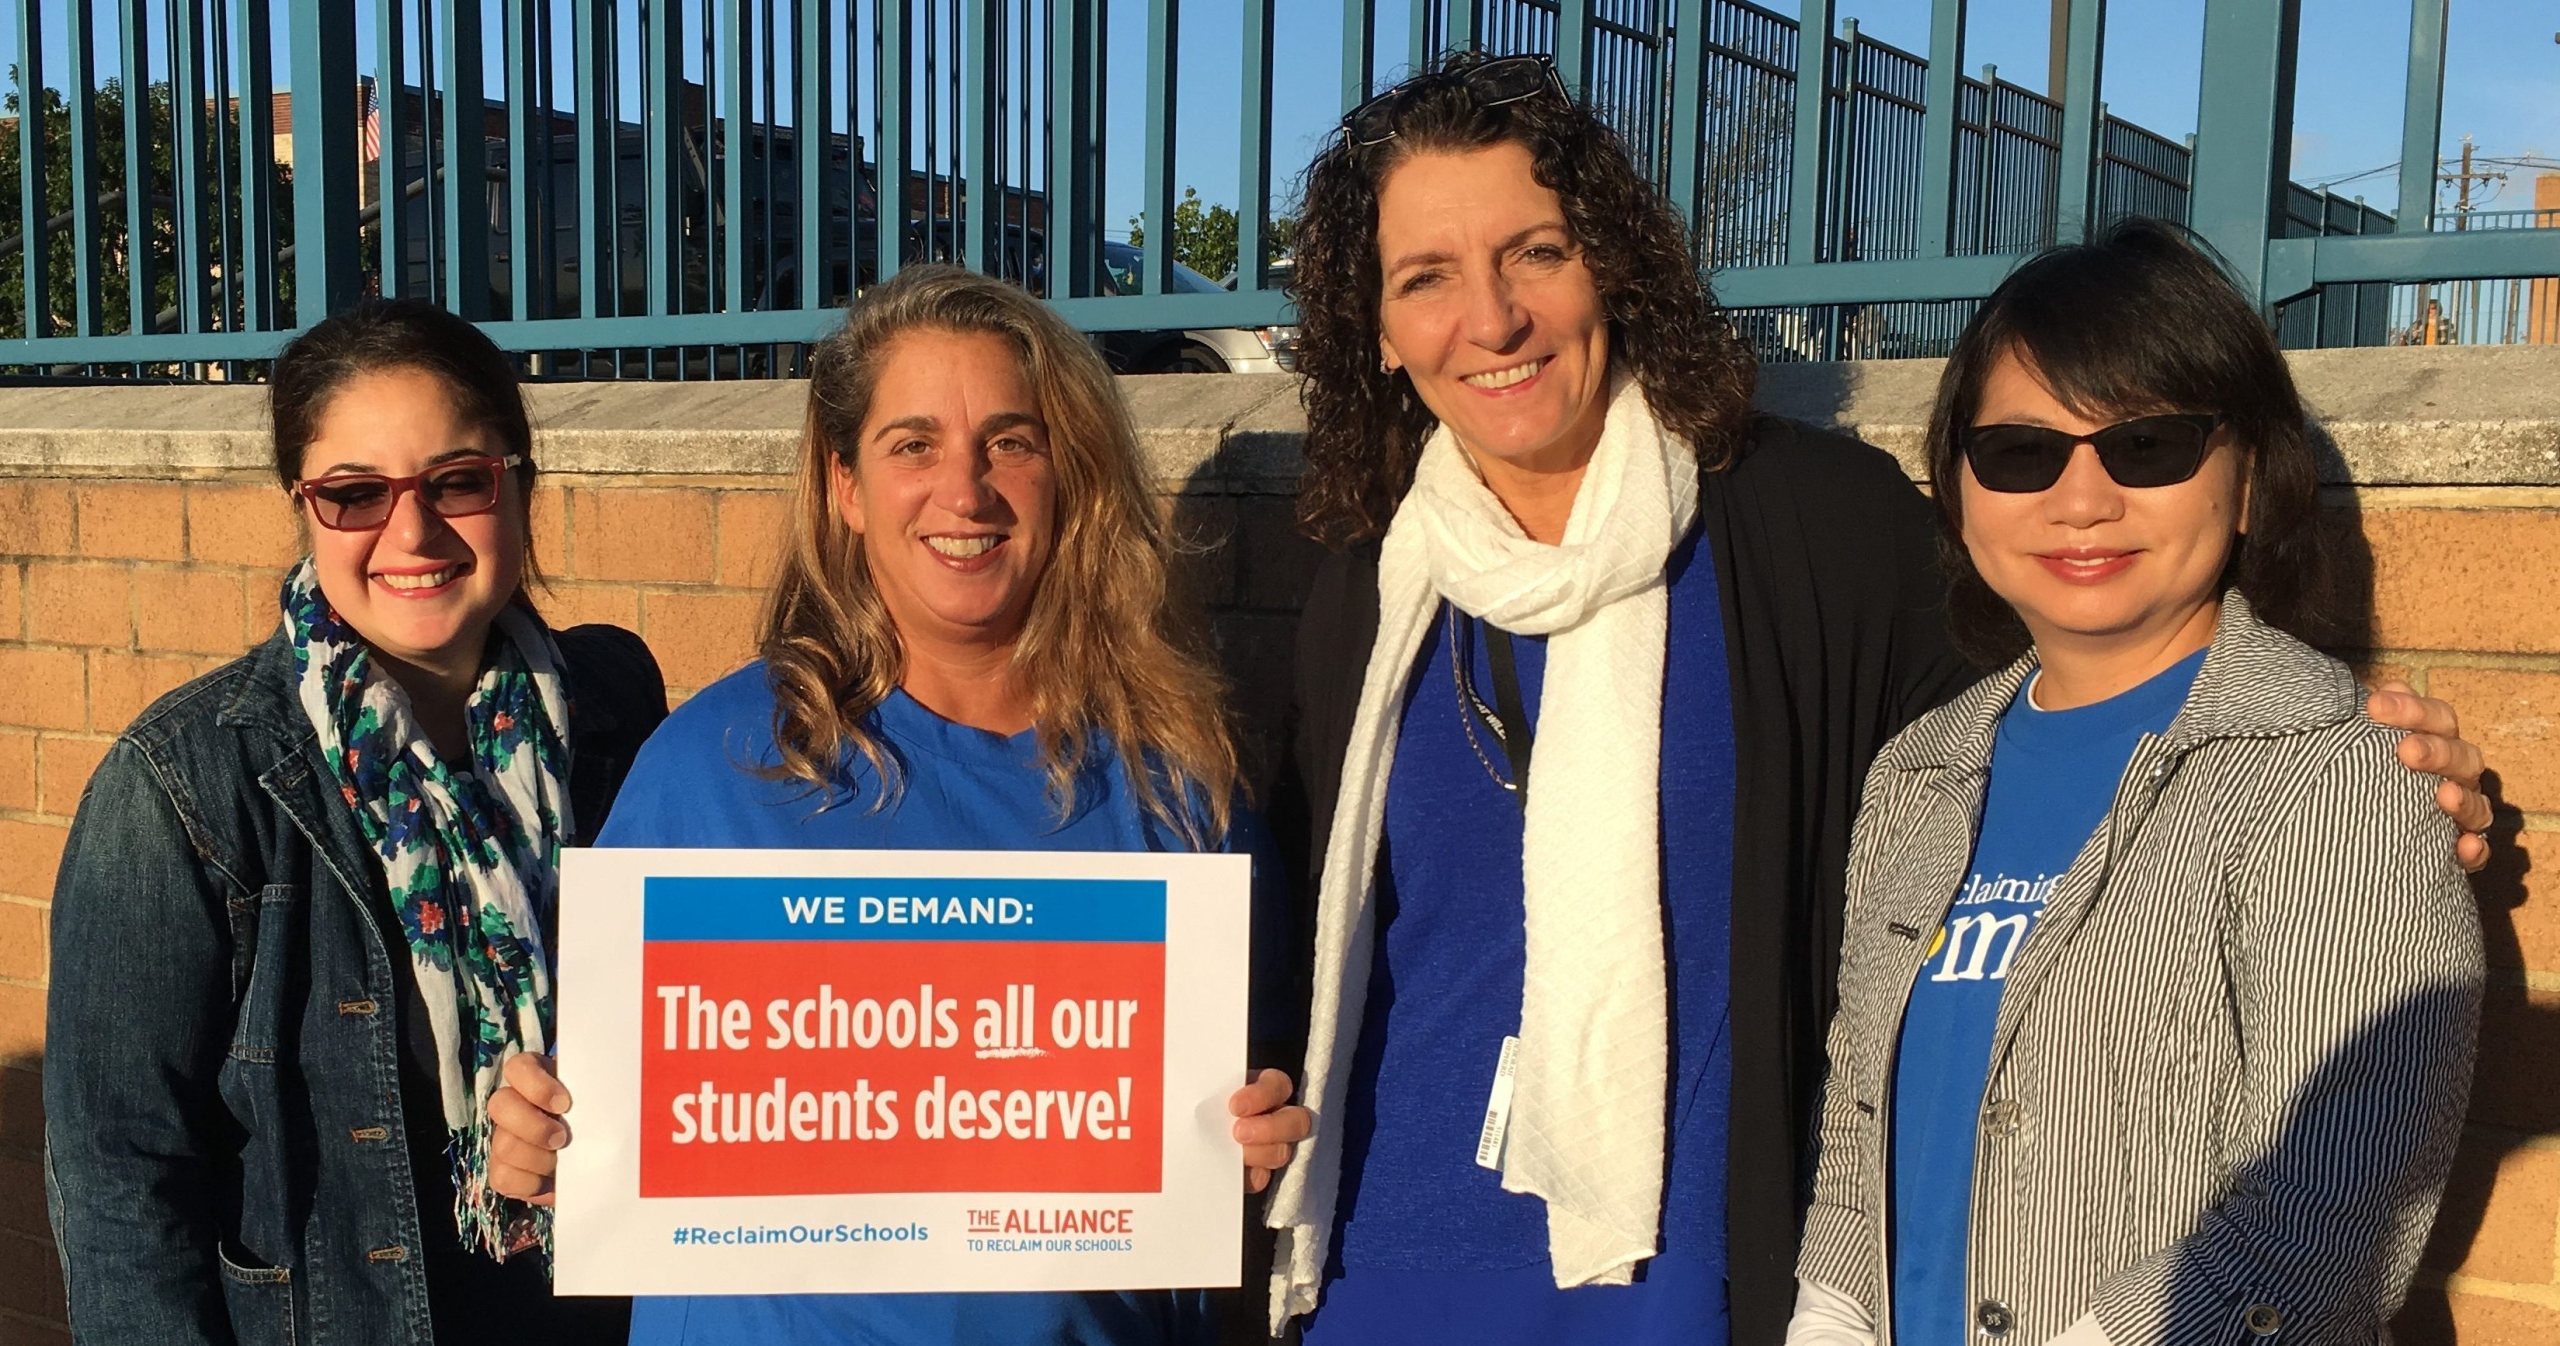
[44,740,240,1345]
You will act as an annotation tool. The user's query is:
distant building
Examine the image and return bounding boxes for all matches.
[2531,173,2558,345]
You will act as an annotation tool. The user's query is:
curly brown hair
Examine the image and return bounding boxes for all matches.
[1289,51,1759,547]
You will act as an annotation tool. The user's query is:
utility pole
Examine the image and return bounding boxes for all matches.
[2443,134,2507,231]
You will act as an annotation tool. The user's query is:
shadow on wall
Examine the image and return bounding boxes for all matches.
[2,1051,70,1342]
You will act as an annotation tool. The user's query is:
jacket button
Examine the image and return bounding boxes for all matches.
[2244,1304,2283,1337]
[367,1244,408,1263]
[337,999,379,1017]
[1976,1300,2013,1337]
[1983,1098,2025,1137]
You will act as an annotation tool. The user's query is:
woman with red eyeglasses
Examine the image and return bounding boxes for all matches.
[45,299,664,1346]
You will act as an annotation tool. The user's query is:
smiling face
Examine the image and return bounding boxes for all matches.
[1372,141,1612,480]
[833,328,1058,657]
[1960,348,2247,665]
[296,366,526,681]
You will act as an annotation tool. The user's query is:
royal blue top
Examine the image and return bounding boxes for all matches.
[1304,526,1738,1346]
[599,664,1283,1346]
[1888,647,2206,1346]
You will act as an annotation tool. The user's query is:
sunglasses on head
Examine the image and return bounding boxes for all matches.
[1958,413,2225,493]
[1340,54,1570,147]
[292,453,523,532]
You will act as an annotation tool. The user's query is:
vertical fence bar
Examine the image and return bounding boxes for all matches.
[1342,0,1375,114]
[2396,0,2445,232]
[2052,0,2103,242]
[722,0,750,307]
[1556,0,1590,97]
[14,0,46,341]
[1787,0,1836,265]
[1047,0,1094,298]
[1238,0,1274,288]
[172,0,212,334]
[64,1,105,336]
[234,0,276,330]
[377,2,407,298]
[962,0,997,273]
[122,1,158,335]
[438,0,489,316]
[1139,0,1174,295]
[1664,0,1707,230]
[575,0,612,316]
[2189,0,2297,302]
[1915,0,1964,255]
[797,0,827,307]
[647,0,684,313]
[507,0,539,320]
[878,0,911,286]
[1444,0,1476,54]
[208,0,237,334]
[290,0,361,324]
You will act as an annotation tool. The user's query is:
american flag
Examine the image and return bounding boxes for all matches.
[358,77,381,163]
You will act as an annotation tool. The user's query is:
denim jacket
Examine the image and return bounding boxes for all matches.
[44,621,666,1346]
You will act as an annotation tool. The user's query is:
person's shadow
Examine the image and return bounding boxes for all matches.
[0,1050,67,1334]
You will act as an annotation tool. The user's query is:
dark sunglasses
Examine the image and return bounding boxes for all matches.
[1340,55,1570,147]
[292,453,524,531]
[1958,414,2225,493]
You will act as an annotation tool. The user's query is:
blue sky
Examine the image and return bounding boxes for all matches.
[10,1,2552,233]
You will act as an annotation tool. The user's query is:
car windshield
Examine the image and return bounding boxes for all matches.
[1102,241,1226,295]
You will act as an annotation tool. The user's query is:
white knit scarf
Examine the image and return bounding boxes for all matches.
[1266,375,1698,1329]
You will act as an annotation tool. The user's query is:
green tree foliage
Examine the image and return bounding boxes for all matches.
[1126,185,1297,284]
[0,73,295,342]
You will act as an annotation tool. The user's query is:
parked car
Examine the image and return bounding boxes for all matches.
[1091,240,1286,375]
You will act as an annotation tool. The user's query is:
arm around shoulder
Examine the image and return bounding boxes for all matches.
[44,740,246,1344]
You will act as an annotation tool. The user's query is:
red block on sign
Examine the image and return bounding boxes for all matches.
[639,939,1165,1197]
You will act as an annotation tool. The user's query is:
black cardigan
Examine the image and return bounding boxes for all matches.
[1270,414,1980,1340]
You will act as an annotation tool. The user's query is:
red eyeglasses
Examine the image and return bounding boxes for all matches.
[291,454,523,531]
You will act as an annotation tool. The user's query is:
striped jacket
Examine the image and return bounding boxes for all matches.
[1795,595,2480,1346]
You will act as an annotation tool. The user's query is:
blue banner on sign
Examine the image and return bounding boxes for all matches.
[642,876,1167,943]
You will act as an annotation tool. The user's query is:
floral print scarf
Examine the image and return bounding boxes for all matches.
[284,560,571,1261]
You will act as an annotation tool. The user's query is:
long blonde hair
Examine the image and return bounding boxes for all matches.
[759,265,1237,843]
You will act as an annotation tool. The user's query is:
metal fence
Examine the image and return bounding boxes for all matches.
[0,0,2553,378]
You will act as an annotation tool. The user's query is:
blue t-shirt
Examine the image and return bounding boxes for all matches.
[1305,526,1737,1346]
[597,664,1284,1346]
[1888,648,2206,1346]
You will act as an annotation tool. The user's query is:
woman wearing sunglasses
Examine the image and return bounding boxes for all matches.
[1262,51,2492,1346]
[45,300,664,1346]
[1787,220,2479,1346]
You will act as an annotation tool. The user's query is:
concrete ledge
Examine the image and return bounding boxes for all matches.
[1,345,2553,488]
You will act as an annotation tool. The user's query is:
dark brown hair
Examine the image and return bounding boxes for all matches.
[1925,217,2330,664]
[759,265,1238,842]
[1287,51,1759,546]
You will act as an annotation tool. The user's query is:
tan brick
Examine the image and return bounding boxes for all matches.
[0,905,40,985]
[716,491,790,588]
[2470,988,2560,1133]
[0,484,75,558]
[535,581,642,634]
[2423,1133,2558,1281]
[0,983,42,1061]
[641,589,762,690]
[2353,661,2415,693]
[0,1064,40,1151]
[236,569,286,647]
[33,739,109,820]
[529,483,569,581]
[2425,667,2560,816]
[21,563,129,649]
[0,823,66,906]
[0,563,19,641]
[0,736,30,814]
[0,651,84,734]
[131,568,246,657]
[574,489,716,583]
[85,651,199,733]
[2480,831,2557,976]
[0,1228,66,1330]
[0,1152,46,1242]
[2444,1290,2560,1346]
[2363,510,2560,655]
[184,482,300,568]
[71,483,185,562]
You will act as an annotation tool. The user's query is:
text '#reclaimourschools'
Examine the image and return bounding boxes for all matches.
[637,876,1168,1199]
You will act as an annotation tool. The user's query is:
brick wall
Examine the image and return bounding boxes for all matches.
[0,383,2554,1338]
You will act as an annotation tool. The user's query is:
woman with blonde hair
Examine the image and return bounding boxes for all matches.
[486,264,1309,1345]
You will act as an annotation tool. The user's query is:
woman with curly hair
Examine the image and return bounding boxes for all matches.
[1259,52,2492,1346]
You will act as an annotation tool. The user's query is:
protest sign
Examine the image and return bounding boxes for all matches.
[550,847,1251,1297]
